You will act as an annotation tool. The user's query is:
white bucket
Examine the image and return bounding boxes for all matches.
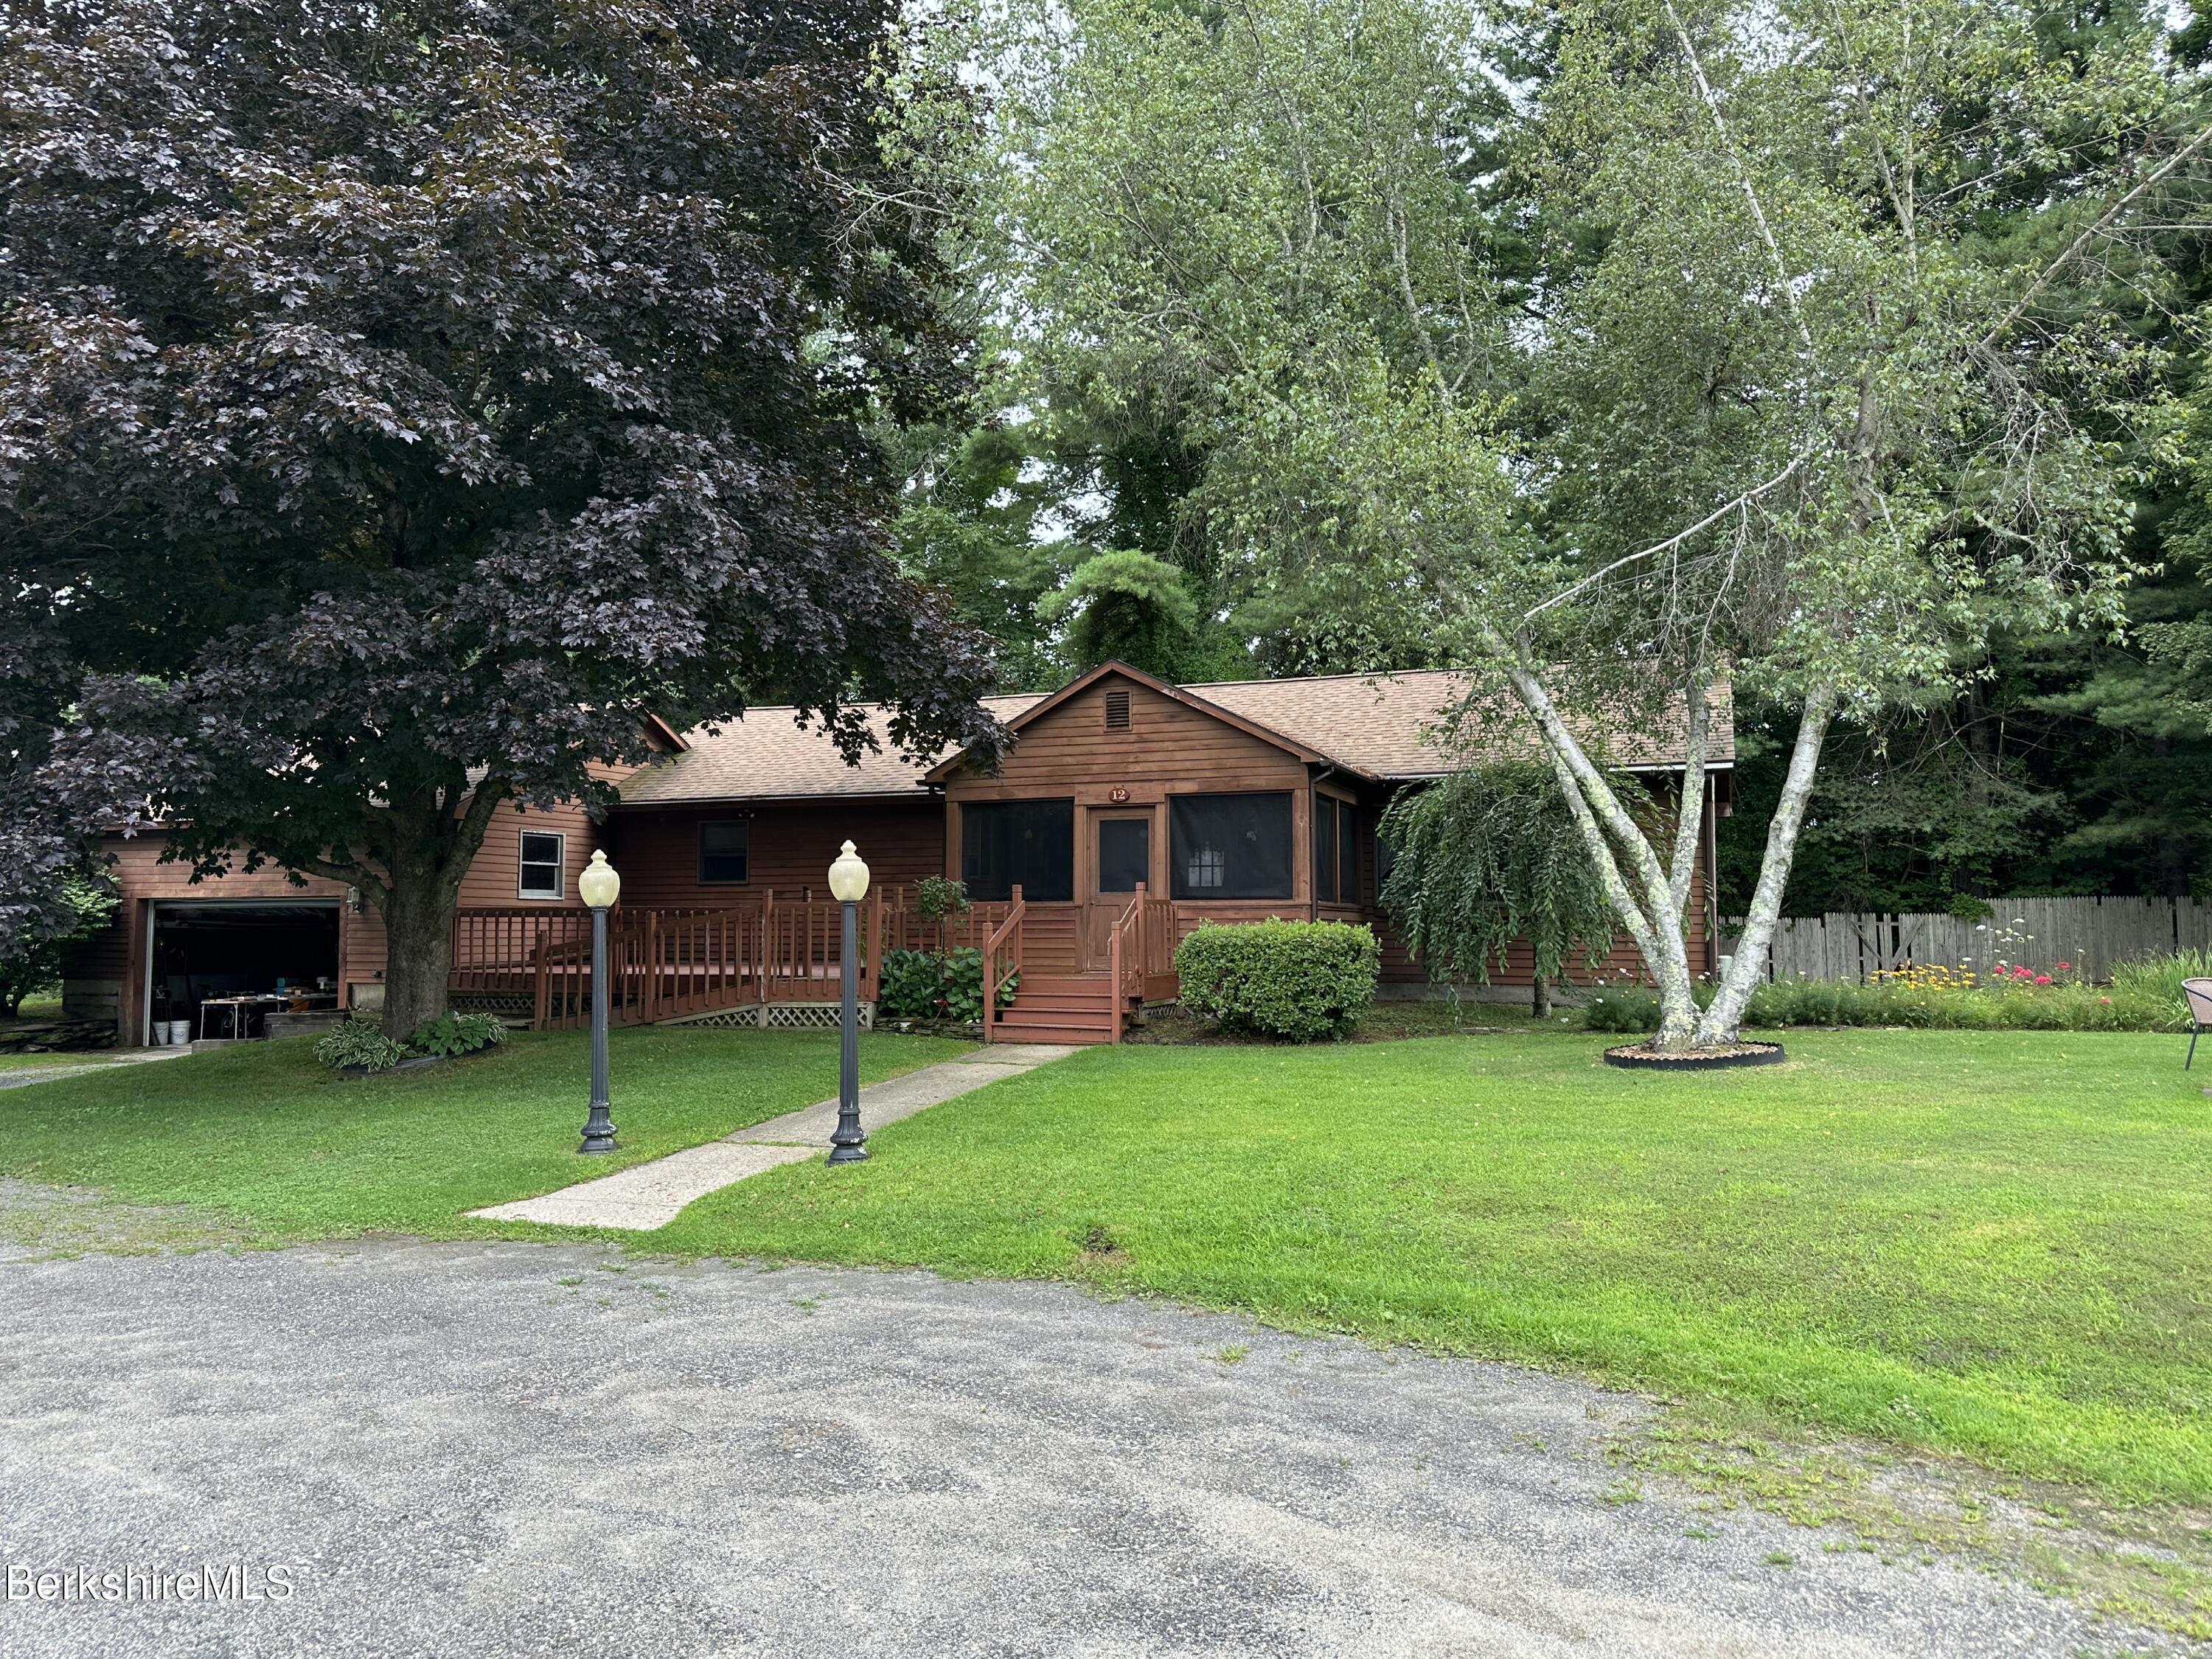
[150,1022,170,1046]
[167,1020,192,1046]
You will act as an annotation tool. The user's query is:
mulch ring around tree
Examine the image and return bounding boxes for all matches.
[1601,1040,1787,1071]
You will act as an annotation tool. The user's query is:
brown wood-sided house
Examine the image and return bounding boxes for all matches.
[63,662,1731,1046]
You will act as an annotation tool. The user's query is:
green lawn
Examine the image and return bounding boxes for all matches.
[645,1029,2212,1506]
[4,1022,2209,1508]
[0,1027,969,1239]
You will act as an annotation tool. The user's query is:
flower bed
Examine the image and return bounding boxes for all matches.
[1582,944,2208,1035]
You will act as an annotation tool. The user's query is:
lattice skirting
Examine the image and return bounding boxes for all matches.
[658,1002,876,1031]
[453,990,533,1020]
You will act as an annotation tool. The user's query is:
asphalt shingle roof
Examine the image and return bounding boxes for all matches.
[613,669,1729,806]
[613,695,1046,805]
[1185,670,1734,779]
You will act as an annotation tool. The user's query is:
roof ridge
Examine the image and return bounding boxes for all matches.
[1183,668,1464,689]
[678,691,1042,724]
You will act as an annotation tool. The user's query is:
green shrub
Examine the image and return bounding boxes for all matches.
[876,946,1016,1023]
[912,876,970,922]
[940,946,1018,1023]
[1174,920,1380,1042]
[314,1020,409,1073]
[408,1012,507,1057]
[1582,987,1661,1032]
[877,947,945,1019]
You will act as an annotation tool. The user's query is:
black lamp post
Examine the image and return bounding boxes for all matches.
[577,849,620,1155]
[827,839,870,1164]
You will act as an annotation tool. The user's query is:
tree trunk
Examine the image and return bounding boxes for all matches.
[342,782,511,1041]
[1694,688,1837,1045]
[1498,655,1703,1048]
[1531,973,1551,1018]
[377,861,456,1040]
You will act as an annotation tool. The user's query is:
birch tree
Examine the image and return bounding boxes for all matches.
[923,0,2202,1046]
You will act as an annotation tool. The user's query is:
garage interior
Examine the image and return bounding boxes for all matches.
[147,901,342,1043]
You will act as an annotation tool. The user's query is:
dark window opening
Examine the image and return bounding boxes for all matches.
[962,799,1074,902]
[1338,802,1360,905]
[1171,793,1293,900]
[699,821,750,884]
[1104,689,1131,730]
[1315,798,1338,903]
[1096,817,1150,892]
[519,830,566,900]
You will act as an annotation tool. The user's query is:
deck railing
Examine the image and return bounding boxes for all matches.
[453,888,891,1030]
[453,881,1182,1032]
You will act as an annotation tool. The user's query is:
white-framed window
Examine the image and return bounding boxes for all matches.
[519,830,566,900]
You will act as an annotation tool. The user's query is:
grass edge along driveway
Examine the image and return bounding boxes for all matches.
[642,1029,2212,1510]
[0,1027,970,1243]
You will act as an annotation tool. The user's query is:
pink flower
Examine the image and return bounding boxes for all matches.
[2056,961,2071,972]
[2034,974,2051,986]
[2101,996,2112,1004]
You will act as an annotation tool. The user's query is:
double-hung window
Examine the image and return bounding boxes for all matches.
[519,831,566,900]
[699,821,750,885]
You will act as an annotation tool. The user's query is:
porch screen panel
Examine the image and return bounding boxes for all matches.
[1170,793,1293,900]
[1314,799,1338,902]
[961,799,1074,902]
[1338,803,1360,904]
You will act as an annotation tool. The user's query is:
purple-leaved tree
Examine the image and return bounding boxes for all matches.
[0,0,1001,1036]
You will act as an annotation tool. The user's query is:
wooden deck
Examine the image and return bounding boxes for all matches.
[452,883,1179,1042]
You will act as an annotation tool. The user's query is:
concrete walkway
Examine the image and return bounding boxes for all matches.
[470,1043,1077,1231]
[0,1047,191,1091]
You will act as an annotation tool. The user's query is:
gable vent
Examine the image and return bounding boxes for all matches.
[1104,689,1131,731]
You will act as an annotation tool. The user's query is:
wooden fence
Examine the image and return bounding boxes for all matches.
[1719,896,2212,984]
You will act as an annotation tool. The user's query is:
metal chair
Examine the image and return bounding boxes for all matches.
[2185,979,2212,1069]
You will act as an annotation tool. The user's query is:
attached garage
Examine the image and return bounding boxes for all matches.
[144,900,342,1043]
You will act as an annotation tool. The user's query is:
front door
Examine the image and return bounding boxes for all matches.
[1082,811,1152,972]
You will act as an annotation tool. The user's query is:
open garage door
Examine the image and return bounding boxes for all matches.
[147,901,341,1044]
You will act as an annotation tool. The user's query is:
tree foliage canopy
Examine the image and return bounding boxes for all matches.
[914,0,2205,1044]
[0,0,1001,1028]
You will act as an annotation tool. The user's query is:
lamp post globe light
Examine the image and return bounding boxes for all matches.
[827,840,870,1165]
[577,849,621,1155]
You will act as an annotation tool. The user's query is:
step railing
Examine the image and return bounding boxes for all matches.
[980,884,1027,1045]
[1107,884,1147,1044]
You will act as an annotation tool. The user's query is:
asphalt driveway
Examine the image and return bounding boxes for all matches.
[0,1228,2163,1658]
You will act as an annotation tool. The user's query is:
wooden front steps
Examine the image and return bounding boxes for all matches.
[992,974,1135,1046]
